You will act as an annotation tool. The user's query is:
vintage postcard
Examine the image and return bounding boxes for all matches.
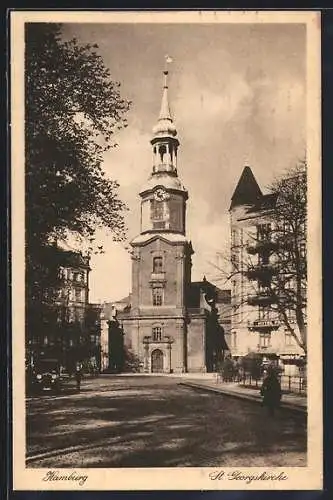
[10,9,322,491]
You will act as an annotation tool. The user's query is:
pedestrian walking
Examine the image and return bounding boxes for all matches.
[75,364,83,392]
[260,366,282,417]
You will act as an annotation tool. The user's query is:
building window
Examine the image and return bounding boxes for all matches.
[77,272,84,283]
[75,288,83,302]
[258,250,269,265]
[231,229,237,247]
[152,288,163,306]
[285,331,294,346]
[299,241,306,258]
[284,308,294,322]
[257,224,271,241]
[152,326,162,341]
[153,256,163,273]
[74,308,83,323]
[258,305,270,320]
[259,333,271,347]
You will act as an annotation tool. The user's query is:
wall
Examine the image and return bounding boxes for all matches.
[187,316,206,372]
[121,316,187,373]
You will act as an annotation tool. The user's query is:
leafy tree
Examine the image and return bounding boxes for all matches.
[123,347,143,373]
[25,23,130,352]
[239,352,263,380]
[25,23,130,248]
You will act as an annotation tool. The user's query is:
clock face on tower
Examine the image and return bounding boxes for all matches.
[154,188,169,201]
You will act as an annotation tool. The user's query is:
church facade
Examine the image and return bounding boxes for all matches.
[105,69,229,374]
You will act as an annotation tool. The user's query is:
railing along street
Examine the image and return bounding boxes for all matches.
[216,372,307,395]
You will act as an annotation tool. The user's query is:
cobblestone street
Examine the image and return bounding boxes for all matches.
[26,375,307,468]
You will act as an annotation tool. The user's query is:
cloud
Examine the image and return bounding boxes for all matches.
[175,72,253,137]
[65,22,307,302]
[89,240,132,303]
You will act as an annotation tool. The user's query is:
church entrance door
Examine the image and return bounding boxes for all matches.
[151,349,164,373]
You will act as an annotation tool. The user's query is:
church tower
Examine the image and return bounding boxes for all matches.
[119,66,194,374]
[140,68,187,235]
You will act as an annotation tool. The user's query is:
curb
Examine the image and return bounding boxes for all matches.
[179,381,307,414]
[26,441,105,464]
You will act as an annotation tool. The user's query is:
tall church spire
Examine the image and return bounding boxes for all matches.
[158,70,173,122]
[152,58,177,140]
[138,58,187,235]
[150,59,180,177]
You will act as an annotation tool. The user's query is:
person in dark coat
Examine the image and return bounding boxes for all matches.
[260,367,282,416]
[75,364,83,392]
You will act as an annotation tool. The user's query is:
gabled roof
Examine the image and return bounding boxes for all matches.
[214,287,231,304]
[102,296,132,319]
[188,280,231,307]
[230,166,262,210]
[116,294,131,304]
[45,245,90,270]
[131,232,188,246]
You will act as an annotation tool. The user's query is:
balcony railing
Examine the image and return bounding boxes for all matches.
[246,240,278,255]
[256,344,274,354]
[143,335,174,344]
[149,272,166,283]
[247,293,276,306]
[246,264,277,281]
[248,319,280,331]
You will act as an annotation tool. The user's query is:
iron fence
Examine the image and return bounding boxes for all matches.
[216,372,306,395]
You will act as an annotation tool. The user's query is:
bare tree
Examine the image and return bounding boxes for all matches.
[210,161,307,355]
[263,161,307,353]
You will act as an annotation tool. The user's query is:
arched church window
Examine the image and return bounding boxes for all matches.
[153,256,163,273]
[152,326,162,341]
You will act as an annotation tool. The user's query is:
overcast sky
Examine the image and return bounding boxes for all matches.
[61,21,306,303]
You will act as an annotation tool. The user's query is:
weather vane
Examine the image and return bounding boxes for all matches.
[164,54,173,73]
[163,55,173,88]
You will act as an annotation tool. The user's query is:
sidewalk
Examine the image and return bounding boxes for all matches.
[179,378,307,413]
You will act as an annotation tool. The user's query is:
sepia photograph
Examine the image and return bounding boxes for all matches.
[10,10,322,490]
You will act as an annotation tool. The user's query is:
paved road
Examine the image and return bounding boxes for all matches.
[26,375,307,468]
